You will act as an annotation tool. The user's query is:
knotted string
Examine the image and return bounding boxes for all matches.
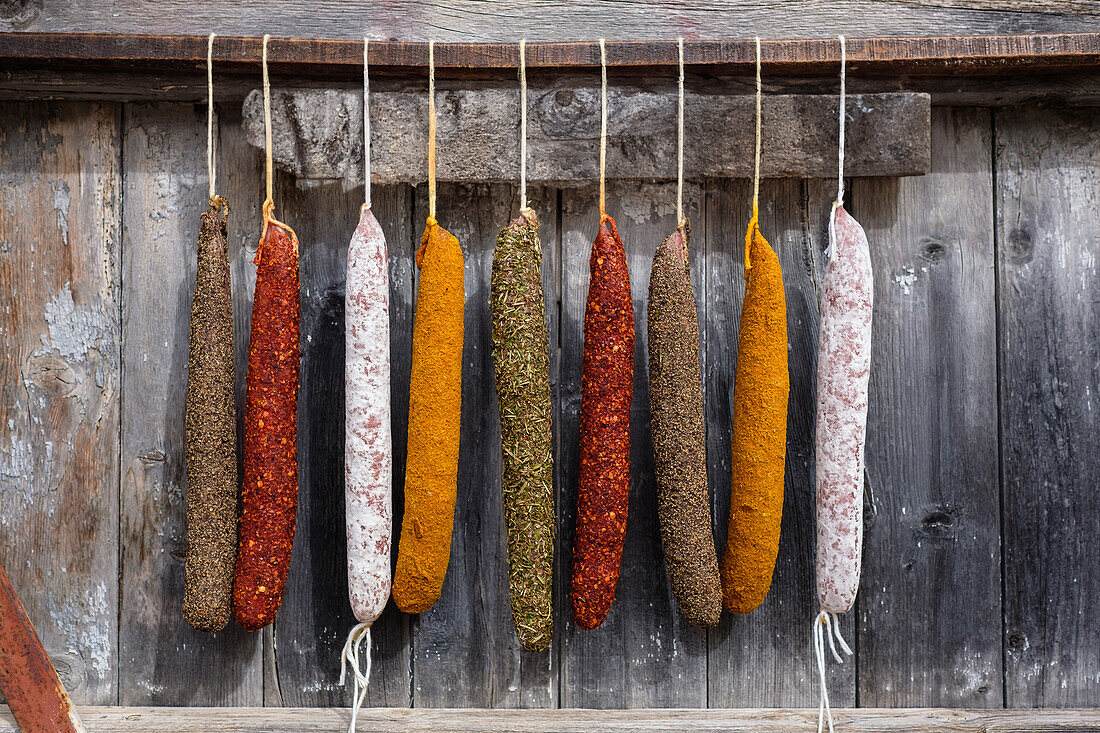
[519,38,531,215]
[827,35,847,263]
[598,38,608,221]
[257,34,297,257]
[427,39,437,225]
[676,36,685,229]
[339,622,373,733]
[206,32,221,208]
[363,38,372,212]
[812,611,853,733]
[744,36,762,277]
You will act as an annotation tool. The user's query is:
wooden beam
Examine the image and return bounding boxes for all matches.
[1,32,1100,80]
[0,706,1097,732]
[239,88,930,182]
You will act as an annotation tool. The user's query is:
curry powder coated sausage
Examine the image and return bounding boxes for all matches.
[233,211,301,632]
[393,218,465,614]
[345,205,393,625]
[491,208,554,651]
[572,214,634,630]
[183,198,238,633]
[815,205,873,614]
[647,220,723,630]
[720,214,789,615]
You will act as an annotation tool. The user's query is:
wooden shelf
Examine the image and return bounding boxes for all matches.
[2,706,1098,732]
[1,31,1100,80]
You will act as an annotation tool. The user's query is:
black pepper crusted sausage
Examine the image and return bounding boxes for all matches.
[647,220,722,630]
[183,198,238,633]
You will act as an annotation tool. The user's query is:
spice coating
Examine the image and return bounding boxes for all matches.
[393,218,465,614]
[572,214,634,630]
[720,216,789,614]
[491,209,554,651]
[647,220,723,630]
[233,218,301,632]
[183,199,239,633]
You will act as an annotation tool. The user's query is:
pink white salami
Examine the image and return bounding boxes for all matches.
[815,205,873,614]
[345,205,392,624]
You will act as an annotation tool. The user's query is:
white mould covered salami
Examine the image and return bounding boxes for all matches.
[345,205,392,624]
[815,204,873,614]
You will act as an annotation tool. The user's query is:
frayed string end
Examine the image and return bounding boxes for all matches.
[340,622,372,733]
[813,610,852,733]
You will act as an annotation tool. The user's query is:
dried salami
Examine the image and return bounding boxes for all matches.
[572,214,634,630]
[647,220,722,630]
[183,198,238,633]
[233,210,301,632]
[345,205,392,625]
[815,205,873,614]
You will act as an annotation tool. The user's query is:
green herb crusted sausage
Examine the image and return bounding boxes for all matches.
[490,208,554,651]
[183,198,239,633]
[647,220,722,629]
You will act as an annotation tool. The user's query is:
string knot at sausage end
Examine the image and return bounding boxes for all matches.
[744,210,759,278]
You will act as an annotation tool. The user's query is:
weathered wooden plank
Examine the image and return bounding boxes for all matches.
[4,706,1100,732]
[117,102,263,705]
[557,182,708,708]
[407,183,556,708]
[5,27,1100,69]
[258,177,413,707]
[853,108,1002,706]
[239,89,929,184]
[996,105,1100,707]
[705,178,850,707]
[0,101,121,705]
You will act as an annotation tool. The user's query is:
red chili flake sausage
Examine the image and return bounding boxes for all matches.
[233,211,301,632]
[571,214,634,630]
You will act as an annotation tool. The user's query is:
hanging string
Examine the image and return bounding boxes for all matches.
[828,35,847,263]
[676,37,685,229]
[339,622,373,733]
[812,611,853,733]
[257,34,297,254]
[599,38,608,220]
[207,32,221,207]
[363,38,372,212]
[519,39,530,214]
[427,39,437,224]
[262,34,274,207]
[744,36,763,276]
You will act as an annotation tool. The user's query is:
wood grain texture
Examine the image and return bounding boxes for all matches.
[996,105,1100,707]
[259,178,412,708]
[407,183,555,708]
[118,102,262,705]
[239,89,929,184]
[853,108,1002,707]
[704,178,850,707]
[2,706,1100,732]
[558,183,708,708]
[0,101,121,705]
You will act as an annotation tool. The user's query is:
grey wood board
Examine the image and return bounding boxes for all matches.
[240,89,930,185]
[5,0,1100,40]
[996,105,1100,707]
[406,183,556,708]
[557,182,709,708]
[703,177,852,707]
[5,705,1100,732]
[118,102,263,705]
[259,177,414,708]
[0,101,122,705]
[853,107,1003,707]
